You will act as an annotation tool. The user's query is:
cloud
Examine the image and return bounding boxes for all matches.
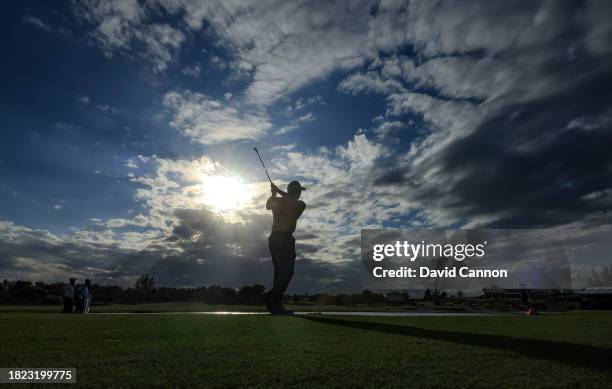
[1,134,398,290]
[181,64,201,77]
[271,144,296,152]
[163,1,580,105]
[163,90,271,144]
[396,71,612,228]
[174,1,379,105]
[96,104,119,114]
[74,95,118,115]
[7,0,612,292]
[0,151,364,292]
[208,55,227,70]
[75,95,90,105]
[288,96,324,112]
[73,0,184,72]
[276,112,315,135]
[23,15,51,32]
[71,1,612,105]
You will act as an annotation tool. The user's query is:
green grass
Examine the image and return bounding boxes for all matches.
[0,302,464,314]
[0,310,611,388]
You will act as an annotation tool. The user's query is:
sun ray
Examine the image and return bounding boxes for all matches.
[201,175,252,211]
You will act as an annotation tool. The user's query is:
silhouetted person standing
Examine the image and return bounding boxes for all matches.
[62,278,76,313]
[82,279,92,314]
[263,181,306,314]
[74,281,85,313]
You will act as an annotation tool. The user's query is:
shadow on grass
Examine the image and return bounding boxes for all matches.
[299,315,612,371]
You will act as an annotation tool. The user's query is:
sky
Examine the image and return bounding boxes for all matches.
[1,0,611,293]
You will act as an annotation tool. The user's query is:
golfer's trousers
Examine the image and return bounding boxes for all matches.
[62,297,73,313]
[268,232,296,302]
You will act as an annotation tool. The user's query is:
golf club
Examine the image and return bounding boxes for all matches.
[253,147,273,185]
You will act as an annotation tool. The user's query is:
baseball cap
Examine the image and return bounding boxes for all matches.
[287,181,306,192]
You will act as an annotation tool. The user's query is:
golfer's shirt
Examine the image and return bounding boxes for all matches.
[267,196,306,234]
[64,284,74,298]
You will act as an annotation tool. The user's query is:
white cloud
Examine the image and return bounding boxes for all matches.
[209,55,227,70]
[275,112,315,134]
[72,0,612,107]
[288,96,324,112]
[163,90,271,144]
[165,1,577,105]
[373,120,405,140]
[23,15,51,32]
[182,64,201,77]
[275,124,298,136]
[75,95,90,105]
[271,143,296,152]
[96,104,119,114]
[337,134,384,169]
[74,0,184,72]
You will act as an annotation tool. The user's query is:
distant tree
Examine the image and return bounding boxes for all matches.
[134,274,156,298]
[587,266,612,287]
[238,284,265,302]
[423,289,433,301]
[317,293,337,305]
[360,289,386,304]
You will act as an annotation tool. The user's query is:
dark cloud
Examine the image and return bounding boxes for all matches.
[403,65,612,227]
[374,169,405,185]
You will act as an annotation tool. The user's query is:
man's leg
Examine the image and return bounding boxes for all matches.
[265,234,295,313]
[263,234,282,313]
[271,235,295,312]
[75,299,83,313]
[276,236,295,309]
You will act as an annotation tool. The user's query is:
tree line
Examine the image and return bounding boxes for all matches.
[0,275,386,306]
[2,267,609,306]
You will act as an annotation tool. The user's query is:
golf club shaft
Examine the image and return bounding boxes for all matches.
[253,148,273,184]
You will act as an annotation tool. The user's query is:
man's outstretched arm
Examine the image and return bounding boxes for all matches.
[271,183,289,198]
[266,183,281,210]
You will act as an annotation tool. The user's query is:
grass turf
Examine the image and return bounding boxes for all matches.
[0,310,611,388]
[0,302,467,313]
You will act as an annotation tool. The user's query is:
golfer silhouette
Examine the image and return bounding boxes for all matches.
[263,181,306,314]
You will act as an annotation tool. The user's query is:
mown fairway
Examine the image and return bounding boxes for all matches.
[0,310,611,388]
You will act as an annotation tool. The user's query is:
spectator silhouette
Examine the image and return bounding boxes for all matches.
[62,278,76,313]
[74,279,92,314]
[82,279,92,314]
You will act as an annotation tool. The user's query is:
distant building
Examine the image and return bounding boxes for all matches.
[482,288,561,304]
[574,287,612,309]
[482,287,612,309]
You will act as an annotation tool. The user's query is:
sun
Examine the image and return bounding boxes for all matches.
[201,175,252,211]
